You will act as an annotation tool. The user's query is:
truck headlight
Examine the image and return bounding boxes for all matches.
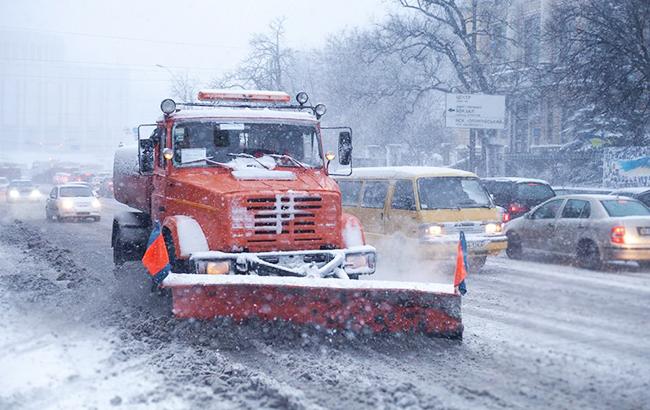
[8,189,19,199]
[485,222,502,234]
[196,260,230,275]
[61,199,74,210]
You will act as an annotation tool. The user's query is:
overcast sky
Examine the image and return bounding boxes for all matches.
[1,0,388,98]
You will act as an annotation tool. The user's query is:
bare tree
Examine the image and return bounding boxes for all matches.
[213,18,294,90]
[547,0,650,145]
[170,71,199,102]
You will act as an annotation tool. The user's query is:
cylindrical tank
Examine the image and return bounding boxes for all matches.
[113,145,152,214]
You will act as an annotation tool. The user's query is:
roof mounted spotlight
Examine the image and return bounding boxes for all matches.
[314,103,327,119]
[296,91,309,106]
[160,98,177,115]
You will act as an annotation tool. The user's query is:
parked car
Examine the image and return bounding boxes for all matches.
[45,184,101,222]
[553,186,612,196]
[505,194,650,269]
[481,177,556,222]
[336,167,507,272]
[609,187,650,208]
[6,179,42,202]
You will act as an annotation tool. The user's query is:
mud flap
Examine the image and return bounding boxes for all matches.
[163,275,463,338]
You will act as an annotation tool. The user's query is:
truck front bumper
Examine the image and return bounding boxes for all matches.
[186,245,377,279]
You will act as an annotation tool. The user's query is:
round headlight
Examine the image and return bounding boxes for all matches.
[160,99,177,115]
[163,148,174,160]
[296,91,309,105]
[314,103,327,117]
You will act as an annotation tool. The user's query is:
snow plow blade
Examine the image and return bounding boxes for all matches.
[162,274,463,338]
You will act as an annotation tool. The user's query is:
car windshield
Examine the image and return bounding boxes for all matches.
[516,183,555,202]
[10,181,33,188]
[60,187,93,197]
[418,177,492,209]
[172,121,322,168]
[601,199,650,217]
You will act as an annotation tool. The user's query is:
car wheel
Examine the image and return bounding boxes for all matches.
[506,233,523,259]
[577,240,602,270]
[94,216,101,222]
[637,261,650,270]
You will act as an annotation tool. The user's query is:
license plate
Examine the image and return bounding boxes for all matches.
[467,240,489,250]
[639,227,650,236]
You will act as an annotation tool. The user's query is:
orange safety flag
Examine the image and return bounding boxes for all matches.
[141,221,171,286]
[453,231,468,295]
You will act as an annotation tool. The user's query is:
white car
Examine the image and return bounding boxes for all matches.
[45,184,101,222]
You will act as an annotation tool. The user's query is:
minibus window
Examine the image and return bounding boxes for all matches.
[339,180,362,206]
[418,177,491,209]
[362,181,389,209]
[392,180,416,210]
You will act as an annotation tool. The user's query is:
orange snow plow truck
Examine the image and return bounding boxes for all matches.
[112,90,462,338]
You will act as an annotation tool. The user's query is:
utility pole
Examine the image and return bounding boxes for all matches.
[468,0,478,174]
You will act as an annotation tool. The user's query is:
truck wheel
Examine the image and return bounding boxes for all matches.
[163,229,189,273]
[113,228,127,266]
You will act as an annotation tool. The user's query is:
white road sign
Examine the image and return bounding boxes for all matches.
[445,93,506,130]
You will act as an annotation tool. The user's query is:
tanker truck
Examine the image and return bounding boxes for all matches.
[112,90,462,338]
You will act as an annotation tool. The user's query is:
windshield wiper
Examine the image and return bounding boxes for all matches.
[227,153,271,169]
[269,154,307,169]
[182,156,233,169]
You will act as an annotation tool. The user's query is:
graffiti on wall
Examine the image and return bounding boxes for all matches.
[603,147,650,188]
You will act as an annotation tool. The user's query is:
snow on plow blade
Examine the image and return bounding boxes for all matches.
[162,274,463,338]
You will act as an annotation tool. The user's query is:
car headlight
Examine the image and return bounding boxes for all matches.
[30,189,41,199]
[61,199,74,210]
[8,189,19,199]
[91,198,101,208]
[485,222,503,235]
[419,224,444,239]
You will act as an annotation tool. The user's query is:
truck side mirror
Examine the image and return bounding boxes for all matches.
[338,131,352,166]
[139,138,154,175]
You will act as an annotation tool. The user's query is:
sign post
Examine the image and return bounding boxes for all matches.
[445,93,506,174]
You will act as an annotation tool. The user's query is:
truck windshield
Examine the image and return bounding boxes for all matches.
[171,121,323,168]
[418,177,492,209]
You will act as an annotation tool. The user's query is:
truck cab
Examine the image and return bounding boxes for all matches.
[112,90,375,280]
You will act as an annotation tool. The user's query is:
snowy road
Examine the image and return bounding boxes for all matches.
[1,200,649,409]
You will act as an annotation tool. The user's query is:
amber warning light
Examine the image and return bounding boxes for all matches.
[197,89,291,103]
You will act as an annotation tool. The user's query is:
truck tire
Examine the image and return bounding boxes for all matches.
[111,212,151,267]
[163,229,189,273]
[113,227,127,266]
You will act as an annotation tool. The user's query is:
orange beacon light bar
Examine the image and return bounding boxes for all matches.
[197,89,291,103]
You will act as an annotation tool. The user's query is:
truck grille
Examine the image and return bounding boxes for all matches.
[232,193,338,251]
